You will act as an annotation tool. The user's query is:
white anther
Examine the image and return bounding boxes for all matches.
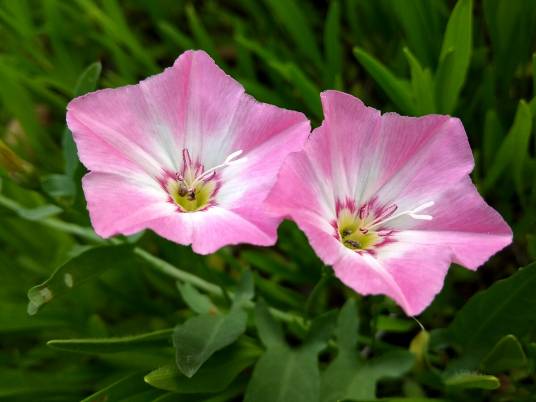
[189,150,244,188]
[366,201,434,230]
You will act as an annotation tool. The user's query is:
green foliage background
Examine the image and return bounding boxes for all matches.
[1,0,536,401]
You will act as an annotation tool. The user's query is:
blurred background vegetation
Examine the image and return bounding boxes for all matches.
[1,0,536,401]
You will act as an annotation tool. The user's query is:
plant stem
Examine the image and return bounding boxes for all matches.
[134,248,300,324]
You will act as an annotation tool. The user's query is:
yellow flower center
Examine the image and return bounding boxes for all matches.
[337,208,380,250]
[167,178,216,212]
[166,148,243,213]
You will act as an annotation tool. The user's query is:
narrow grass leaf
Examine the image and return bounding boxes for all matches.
[158,21,195,51]
[47,328,173,354]
[63,61,102,177]
[353,47,415,115]
[263,0,323,68]
[185,4,224,67]
[80,372,150,402]
[323,0,343,88]
[436,0,473,113]
[403,47,436,114]
[482,100,532,196]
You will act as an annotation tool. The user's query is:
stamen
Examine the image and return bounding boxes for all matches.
[344,239,361,249]
[186,189,196,201]
[366,201,435,230]
[369,204,397,225]
[358,204,369,219]
[341,228,354,237]
[182,149,192,169]
[189,149,244,188]
[178,182,188,197]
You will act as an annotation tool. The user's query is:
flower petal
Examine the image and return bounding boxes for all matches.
[68,50,310,253]
[320,90,474,208]
[267,90,511,315]
[218,114,310,210]
[334,241,453,315]
[146,207,276,255]
[82,172,174,238]
[397,177,512,269]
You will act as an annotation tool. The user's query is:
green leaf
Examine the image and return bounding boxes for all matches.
[403,47,436,114]
[482,100,532,196]
[27,244,136,315]
[447,262,536,369]
[63,61,102,177]
[484,0,536,89]
[173,308,247,377]
[436,0,473,113]
[0,302,67,333]
[77,0,157,73]
[0,63,52,155]
[158,21,195,51]
[0,195,62,221]
[304,310,337,353]
[480,334,528,373]
[389,0,443,67]
[178,282,217,315]
[185,4,223,67]
[47,328,172,354]
[339,399,447,402]
[353,47,415,115]
[80,372,151,402]
[533,52,536,96]
[321,300,414,401]
[236,35,322,118]
[320,349,415,402]
[444,372,500,390]
[376,315,415,333]
[433,48,455,112]
[336,299,359,351]
[409,330,430,370]
[255,298,285,348]
[240,249,306,284]
[262,0,323,68]
[41,174,76,198]
[244,344,320,402]
[73,61,102,97]
[483,109,504,170]
[323,0,342,88]
[233,270,255,308]
[145,338,261,393]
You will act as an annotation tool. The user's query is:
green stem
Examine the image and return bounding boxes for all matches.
[134,248,299,324]
[134,248,221,295]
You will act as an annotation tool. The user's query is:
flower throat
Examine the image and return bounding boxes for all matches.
[165,148,242,212]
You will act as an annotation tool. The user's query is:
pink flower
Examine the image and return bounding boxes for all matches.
[266,90,512,315]
[66,50,309,254]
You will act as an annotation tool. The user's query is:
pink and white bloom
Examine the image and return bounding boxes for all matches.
[266,90,512,315]
[66,50,309,254]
